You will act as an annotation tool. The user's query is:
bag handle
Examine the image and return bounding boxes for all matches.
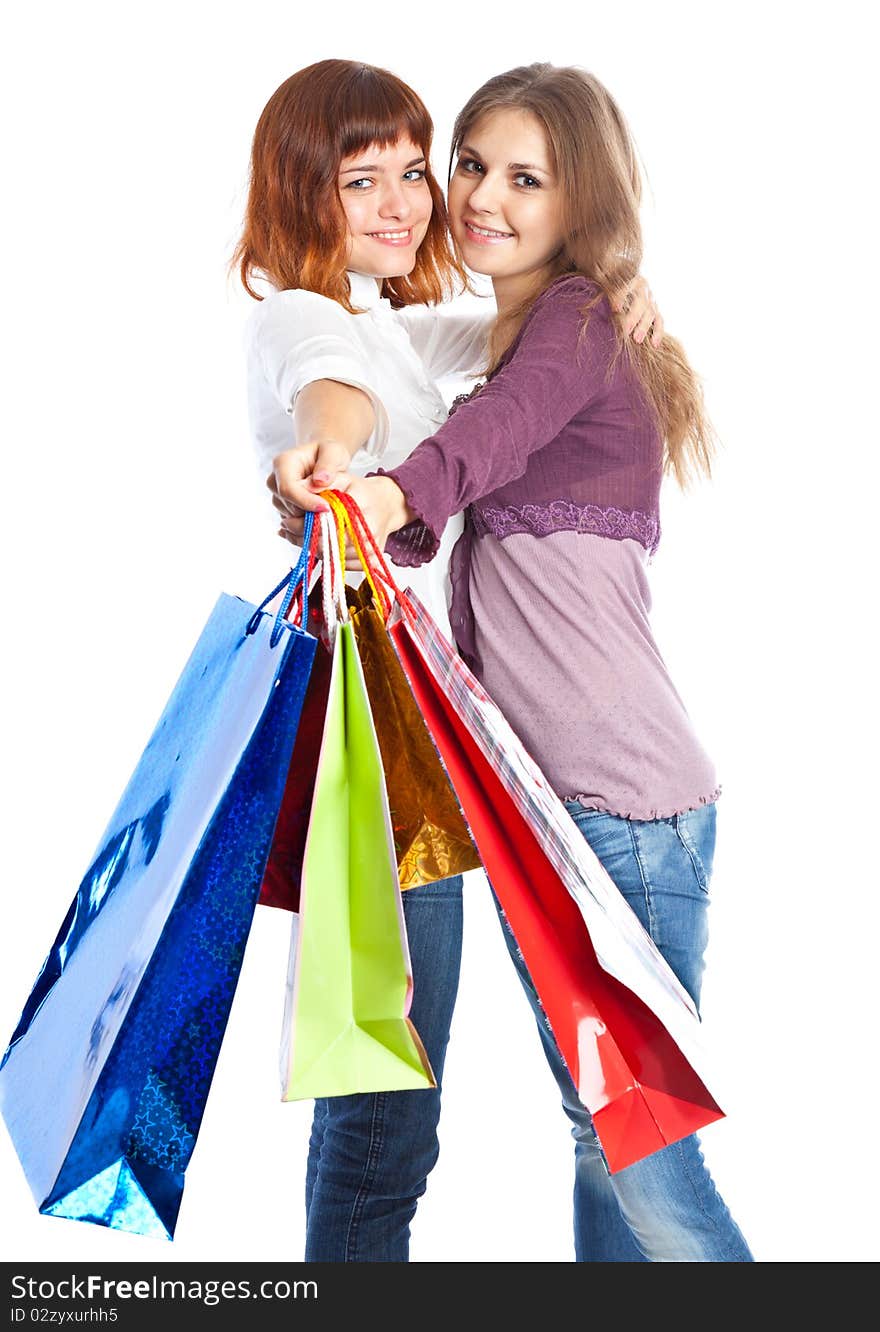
[321,491,392,619]
[324,490,418,623]
[246,510,315,648]
[272,489,418,633]
[319,508,349,643]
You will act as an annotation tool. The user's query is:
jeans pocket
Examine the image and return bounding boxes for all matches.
[564,803,629,860]
[673,808,716,896]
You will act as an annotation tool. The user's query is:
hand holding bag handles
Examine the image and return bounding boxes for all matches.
[259,494,481,909]
[328,491,482,889]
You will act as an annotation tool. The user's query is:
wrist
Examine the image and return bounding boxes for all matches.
[379,476,415,532]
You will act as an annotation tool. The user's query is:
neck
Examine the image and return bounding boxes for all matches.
[349,270,385,292]
[491,261,559,316]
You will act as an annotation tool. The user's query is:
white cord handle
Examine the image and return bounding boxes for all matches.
[319,509,348,646]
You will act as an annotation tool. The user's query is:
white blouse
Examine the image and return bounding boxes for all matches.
[244,270,491,635]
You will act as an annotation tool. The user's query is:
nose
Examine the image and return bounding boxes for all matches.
[467,171,502,215]
[378,180,413,221]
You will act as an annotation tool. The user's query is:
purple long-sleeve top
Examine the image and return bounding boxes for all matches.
[375,274,719,819]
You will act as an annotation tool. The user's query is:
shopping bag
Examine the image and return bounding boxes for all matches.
[345,578,481,889]
[258,512,480,911]
[0,524,318,1238]
[257,586,331,912]
[336,493,724,1173]
[280,511,435,1099]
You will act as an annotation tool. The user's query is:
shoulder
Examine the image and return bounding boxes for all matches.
[246,287,359,344]
[503,274,613,366]
[528,274,612,328]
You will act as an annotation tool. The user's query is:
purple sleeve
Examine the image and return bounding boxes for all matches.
[373,279,617,566]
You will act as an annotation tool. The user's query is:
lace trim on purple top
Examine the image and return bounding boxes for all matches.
[470,500,661,555]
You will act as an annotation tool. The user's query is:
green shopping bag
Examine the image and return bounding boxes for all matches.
[280,512,435,1099]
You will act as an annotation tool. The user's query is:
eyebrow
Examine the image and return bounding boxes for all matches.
[339,156,426,174]
[458,145,551,174]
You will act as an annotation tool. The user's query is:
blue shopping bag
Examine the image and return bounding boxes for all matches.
[0,519,317,1240]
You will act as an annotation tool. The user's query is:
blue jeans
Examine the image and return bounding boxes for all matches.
[304,874,464,1262]
[492,800,752,1262]
[304,803,753,1262]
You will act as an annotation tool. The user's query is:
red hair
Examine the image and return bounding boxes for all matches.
[230,59,466,310]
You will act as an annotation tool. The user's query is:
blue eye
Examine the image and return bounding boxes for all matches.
[403,168,427,182]
[345,177,373,190]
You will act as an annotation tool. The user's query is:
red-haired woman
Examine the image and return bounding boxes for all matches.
[287,64,755,1262]
[234,59,659,1263]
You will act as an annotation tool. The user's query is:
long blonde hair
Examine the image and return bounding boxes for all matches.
[451,65,715,487]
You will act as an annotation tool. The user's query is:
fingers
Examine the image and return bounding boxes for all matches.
[277,511,358,567]
[270,451,331,514]
[278,515,306,543]
[290,440,353,495]
[626,277,651,339]
[610,276,640,316]
[611,275,644,334]
[612,275,664,344]
[271,491,303,518]
[631,304,657,344]
[277,481,331,514]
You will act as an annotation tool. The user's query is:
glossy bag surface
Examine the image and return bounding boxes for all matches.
[0,550,317,1239]
[280,514,434,1100]
[257,634,331,912]
[387,589,724,1173]
[258,578,480,913]
[347,579,481,890]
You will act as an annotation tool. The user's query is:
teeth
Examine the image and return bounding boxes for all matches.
[468,222,512,238]
[370,230,410,239]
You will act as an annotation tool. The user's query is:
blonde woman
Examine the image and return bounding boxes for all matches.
[288,64,753,1262]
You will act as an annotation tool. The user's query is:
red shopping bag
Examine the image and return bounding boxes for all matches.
[336,493,724,1173]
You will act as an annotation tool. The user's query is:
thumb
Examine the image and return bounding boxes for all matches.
[312,440,350,487]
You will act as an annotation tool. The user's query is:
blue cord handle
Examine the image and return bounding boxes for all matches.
[245,511,315,647]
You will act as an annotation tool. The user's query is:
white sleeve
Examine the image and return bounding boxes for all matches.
[246,289,390,458]
[398,303,493,380]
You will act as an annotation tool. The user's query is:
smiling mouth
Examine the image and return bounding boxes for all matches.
[367,228,414,244]
[463,219,515,241]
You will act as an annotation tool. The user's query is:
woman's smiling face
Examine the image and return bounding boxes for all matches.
[338,136,433,280]
[448,108,566,292]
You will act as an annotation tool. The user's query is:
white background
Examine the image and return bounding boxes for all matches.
[1,0,876,1265]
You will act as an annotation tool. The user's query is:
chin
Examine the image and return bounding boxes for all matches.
[380,263,417,282]
[364,248,422,281]
[461,251,509,277]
